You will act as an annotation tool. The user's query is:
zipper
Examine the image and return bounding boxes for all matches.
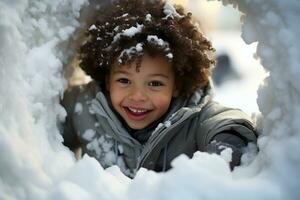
[136,109,201,169]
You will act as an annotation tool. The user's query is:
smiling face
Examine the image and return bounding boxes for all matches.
[106,54,178,130]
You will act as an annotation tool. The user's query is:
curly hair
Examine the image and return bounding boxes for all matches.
[79,0,215,97]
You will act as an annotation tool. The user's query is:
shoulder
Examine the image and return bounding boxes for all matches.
[61,81,102,134]
[198,100,253,123]
[63,81,101,101]
[187,100,258,149]
[61,81,101,111]
[60,81,103,144]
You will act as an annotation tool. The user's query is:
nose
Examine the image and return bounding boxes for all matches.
[128,87,148,102]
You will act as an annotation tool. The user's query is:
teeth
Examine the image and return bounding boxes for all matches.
[128,107,147,113]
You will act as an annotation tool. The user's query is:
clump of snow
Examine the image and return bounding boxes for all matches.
[147,35,169,48]
[88,24,97,31]
[163,1,184,19]
[166,53,173,59]
[94,122,100,128]
[121,13,129,18]
[87,138,102,156]
[74,102,83,115]
[164,120,172,128]
[147,35,172,60]
[117,35,173,64]
[1,0,300,199]
[145,14,152,21]
[118,43,144,64]
[82,129,96,141]
[112,23,144,43]
[88,106,96,114]
[220,147,233,163]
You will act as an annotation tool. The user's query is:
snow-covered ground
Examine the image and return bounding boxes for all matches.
[0,0,300,200]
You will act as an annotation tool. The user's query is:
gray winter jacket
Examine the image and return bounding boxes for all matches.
[61,81,257,177]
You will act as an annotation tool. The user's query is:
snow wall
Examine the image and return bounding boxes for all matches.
[0,0,299,199]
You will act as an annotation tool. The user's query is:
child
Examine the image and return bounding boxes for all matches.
[61,0,257,177]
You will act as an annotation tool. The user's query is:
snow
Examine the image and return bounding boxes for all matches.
[1,0,300,200]
[118,43,144,63]
[74,102,83,115]
[147,35,169,48]
[220,147,233,163]
[94,122,100,128]
[88,24,97,31]
[166,53,173,59]
[145,14,152,21]
[87,139,102,156]
[116,34,172,62]
[112,23,144,43]
[164,120,172,128]
[163,1,184,19]
[82,129,96,141]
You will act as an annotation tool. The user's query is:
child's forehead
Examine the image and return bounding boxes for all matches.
[110,62,138,72]
[110,53,174,74]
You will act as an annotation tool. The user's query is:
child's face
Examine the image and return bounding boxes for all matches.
[107,54,178,130]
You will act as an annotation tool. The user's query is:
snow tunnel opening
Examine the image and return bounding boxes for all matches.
[61,0,266,170]
[62,3,266,176]
[2,0,299,199]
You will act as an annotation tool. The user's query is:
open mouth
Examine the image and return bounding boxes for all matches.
[124,107,152,120]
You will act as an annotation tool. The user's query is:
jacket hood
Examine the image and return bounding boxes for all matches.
[89,81,214,171]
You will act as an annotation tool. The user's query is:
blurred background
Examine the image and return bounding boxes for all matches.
[172,0,268,115]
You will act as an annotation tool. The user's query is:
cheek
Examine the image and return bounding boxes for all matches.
[109,87,123,108]
[151,95,172,111]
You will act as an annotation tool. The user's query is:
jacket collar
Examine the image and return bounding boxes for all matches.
[90,81,213,172]
[90,81,213,144]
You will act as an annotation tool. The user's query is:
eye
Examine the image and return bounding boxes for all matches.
[117,78,130,85]
[149,81,164,87]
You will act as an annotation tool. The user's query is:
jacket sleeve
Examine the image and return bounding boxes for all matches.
[60,81,101,151]
[60,86,82,151]
[196,101,258,168]
[206,132,247,169]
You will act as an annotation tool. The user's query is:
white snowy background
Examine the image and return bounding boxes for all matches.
[0,0,300,199]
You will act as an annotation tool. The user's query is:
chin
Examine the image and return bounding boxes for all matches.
[127,123,147,130]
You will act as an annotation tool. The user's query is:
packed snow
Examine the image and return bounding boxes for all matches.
[0,0,300,200]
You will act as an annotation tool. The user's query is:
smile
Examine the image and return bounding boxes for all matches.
[128,107,148,114]
[124,106,152,121]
